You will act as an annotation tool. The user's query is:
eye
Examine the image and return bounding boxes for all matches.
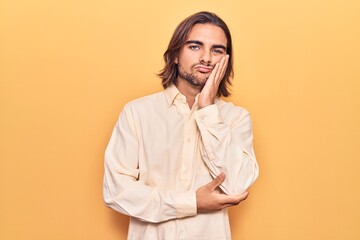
[213,49,225,55]
[189,45,200,50]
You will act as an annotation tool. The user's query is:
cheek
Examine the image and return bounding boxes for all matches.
[178,57,192,68]
[178,50,199,64]
[213,56,224,64]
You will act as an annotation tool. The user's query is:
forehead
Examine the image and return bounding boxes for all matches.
[186,23,227,46]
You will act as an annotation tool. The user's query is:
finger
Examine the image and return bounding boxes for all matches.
[221,191,249,205]
[217,55,229,84]
[221,203,239,209]
[213,56,226,83]
[237,191,249,202]
[207,62,220,86]
[207,172,225,191]
[212,55,228,90]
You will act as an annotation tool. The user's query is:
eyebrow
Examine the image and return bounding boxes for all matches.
[185,40,227,51]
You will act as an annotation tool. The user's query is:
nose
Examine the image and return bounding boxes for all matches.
[200,49,212,66]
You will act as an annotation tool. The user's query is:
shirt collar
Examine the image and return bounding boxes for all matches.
[164,84,181,106]
[165,84,220,107]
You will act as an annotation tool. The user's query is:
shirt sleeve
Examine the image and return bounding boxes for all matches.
[195,104,259,195]
[103,105,197,223]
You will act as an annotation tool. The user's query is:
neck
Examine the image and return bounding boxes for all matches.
[175,78,202,109]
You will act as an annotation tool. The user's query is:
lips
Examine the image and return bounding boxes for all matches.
[194,65,213,73]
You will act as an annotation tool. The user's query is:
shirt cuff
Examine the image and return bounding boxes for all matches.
[175,191,197,218]
[195,104,222,127]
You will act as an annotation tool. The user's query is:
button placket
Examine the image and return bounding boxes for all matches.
[179,112,198,188]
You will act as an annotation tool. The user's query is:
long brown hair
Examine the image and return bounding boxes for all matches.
[158,11,234,97]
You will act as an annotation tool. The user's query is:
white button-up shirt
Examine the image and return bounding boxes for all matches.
[103,84,259,239]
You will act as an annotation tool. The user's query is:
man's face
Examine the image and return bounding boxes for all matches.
[176,23,228,87]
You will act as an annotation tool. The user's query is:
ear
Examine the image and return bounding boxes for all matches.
[174,57,178,64]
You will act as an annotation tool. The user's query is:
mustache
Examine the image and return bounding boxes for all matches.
[192,63,215,69]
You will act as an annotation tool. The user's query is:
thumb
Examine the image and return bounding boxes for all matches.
[208,172,225,191]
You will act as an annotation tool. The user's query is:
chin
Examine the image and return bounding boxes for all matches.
[198,81,207,88]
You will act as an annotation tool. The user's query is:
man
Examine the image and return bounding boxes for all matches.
[103,11,259,239]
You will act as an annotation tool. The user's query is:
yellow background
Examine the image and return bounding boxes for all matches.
[1,0,359,239]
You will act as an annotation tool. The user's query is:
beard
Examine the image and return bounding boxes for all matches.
[177,63,209,87]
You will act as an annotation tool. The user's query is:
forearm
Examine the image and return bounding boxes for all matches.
[195,104,259,195]
[103,170,197,223]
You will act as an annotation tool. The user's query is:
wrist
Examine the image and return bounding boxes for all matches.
[198,100,214,109]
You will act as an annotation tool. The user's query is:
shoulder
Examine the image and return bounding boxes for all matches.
[216,99,250,118]
[123,90,167,112]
